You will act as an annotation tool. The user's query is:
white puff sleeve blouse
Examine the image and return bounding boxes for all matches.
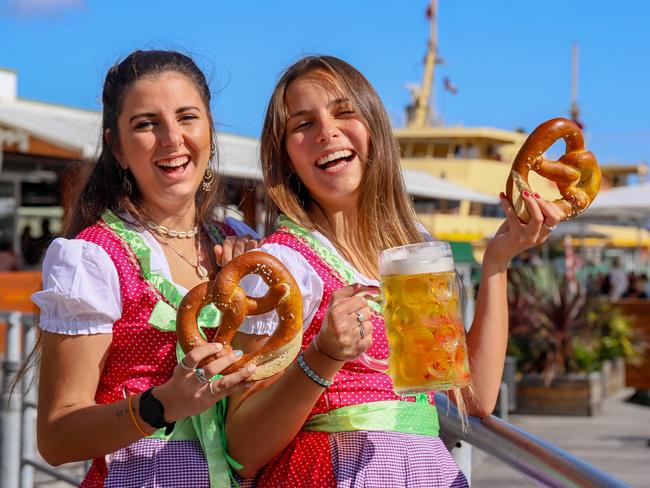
[32,216,258,336]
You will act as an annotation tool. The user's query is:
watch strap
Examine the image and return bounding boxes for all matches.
[139,387,175,435]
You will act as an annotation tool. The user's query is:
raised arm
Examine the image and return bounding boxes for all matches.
[463,192,563,416]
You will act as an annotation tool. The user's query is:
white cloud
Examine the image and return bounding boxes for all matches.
[3,0,87,16]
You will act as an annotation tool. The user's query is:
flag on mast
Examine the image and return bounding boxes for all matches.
[443,77,458,95]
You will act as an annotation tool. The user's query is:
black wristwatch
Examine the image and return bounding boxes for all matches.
[138,387,175,435]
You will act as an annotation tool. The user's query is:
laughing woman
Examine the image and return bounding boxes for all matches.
[31,50,258,487]
[224,55,562,487]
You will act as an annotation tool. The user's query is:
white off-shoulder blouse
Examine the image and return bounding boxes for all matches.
[239,230,380,336]
[32,216,257,335]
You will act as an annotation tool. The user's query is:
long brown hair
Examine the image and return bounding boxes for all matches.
[13,50,224,396]
[260,56,422,267]
[64,49,223,238]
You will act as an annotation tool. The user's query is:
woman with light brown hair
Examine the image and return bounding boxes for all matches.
[224,55,562,487]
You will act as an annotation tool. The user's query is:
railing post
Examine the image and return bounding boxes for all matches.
[450,440,472,485]
[20,315,36,488]
[498,381,509,421]
[1,312,22,488]
[440,429,472,485]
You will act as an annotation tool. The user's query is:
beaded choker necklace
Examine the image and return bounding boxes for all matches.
[146,220,199,239]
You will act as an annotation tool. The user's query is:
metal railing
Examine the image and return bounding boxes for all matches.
[435,393,628,488]
[1,311,630,488]
[1,312,82,488]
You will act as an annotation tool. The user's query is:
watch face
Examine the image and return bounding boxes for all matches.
[139,389,166,428]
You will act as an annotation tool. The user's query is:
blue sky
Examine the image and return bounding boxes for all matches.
[2,0,649,165]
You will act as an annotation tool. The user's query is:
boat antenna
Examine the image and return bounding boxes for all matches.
[570,42,583,129]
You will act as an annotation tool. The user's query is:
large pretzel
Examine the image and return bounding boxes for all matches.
[177,252,303,381]
[506,117,601,222]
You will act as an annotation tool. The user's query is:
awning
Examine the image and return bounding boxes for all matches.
[449,241,478,265]
[581,182,650,225]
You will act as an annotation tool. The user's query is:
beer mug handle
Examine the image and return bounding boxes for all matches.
[358,352,389,372]
[455,270,467,324]
[355,288,389,373]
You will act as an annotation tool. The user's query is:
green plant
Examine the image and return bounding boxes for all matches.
[506,265,645,383]
[507,265,590,382]
[584,300,645,366]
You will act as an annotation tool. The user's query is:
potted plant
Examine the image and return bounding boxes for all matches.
[574,300,645,396]
[506,265,641,415]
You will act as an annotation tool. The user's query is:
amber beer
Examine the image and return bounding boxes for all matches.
[380,242,471,395]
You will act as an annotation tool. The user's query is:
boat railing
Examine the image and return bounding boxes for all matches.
[1,311,629,488]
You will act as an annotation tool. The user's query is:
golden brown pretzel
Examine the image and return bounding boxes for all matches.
[176,251,303,381]
[506,117,601,222]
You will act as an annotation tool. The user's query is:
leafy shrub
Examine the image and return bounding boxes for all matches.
[507,265,643,383]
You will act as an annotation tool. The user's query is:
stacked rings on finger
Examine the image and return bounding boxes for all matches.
[179,357,194,372]
[195,368,209,384]
[355,310,366,339]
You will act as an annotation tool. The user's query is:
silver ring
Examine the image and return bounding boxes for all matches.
[543,222,557,231]
[179,357,194,372]
[195,368,209,384]
[355,310,365,323]
[209,380,217,396]
[359,323,366,339]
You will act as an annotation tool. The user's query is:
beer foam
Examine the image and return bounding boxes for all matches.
[381,246,454,276]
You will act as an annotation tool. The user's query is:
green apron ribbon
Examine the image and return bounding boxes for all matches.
[279,215,382,315]
[304,396,439,437]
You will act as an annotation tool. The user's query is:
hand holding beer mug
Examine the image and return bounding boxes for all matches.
[359,241,472,395]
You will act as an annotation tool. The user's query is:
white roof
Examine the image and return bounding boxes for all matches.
[581,182,650,224]
[401,169,498,204]
[216,133,261,180]
[0,98,100,158]
[0,97,496,204]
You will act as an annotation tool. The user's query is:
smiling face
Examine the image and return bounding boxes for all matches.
[111,71,212,215]
[284,74,370,211]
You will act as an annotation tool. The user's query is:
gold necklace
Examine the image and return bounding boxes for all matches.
[151,231,209,280]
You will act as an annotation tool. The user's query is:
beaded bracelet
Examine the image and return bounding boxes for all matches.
[297,353,333,388]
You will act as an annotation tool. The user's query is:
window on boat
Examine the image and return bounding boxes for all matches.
[412,142,429,158]
[432,144,448,158]
[412,198,460,215]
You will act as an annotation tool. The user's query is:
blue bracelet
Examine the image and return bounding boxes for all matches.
[297,353,333,388]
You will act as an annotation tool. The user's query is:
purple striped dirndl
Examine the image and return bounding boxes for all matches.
[329,431,469,488]
[104,438,210,487]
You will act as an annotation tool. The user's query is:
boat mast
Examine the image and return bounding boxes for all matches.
[570,42,581,126]
[410,0,438,128]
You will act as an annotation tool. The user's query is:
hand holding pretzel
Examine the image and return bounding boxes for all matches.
[506,117,601,222]
[177,251,303,381]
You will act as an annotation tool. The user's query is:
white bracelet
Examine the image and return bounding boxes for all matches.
[312,332,345,362]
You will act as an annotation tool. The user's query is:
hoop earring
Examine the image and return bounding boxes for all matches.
[202,167,214,192]
[121,168,132,196]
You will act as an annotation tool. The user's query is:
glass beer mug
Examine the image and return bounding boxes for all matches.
[359,241,472,395]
